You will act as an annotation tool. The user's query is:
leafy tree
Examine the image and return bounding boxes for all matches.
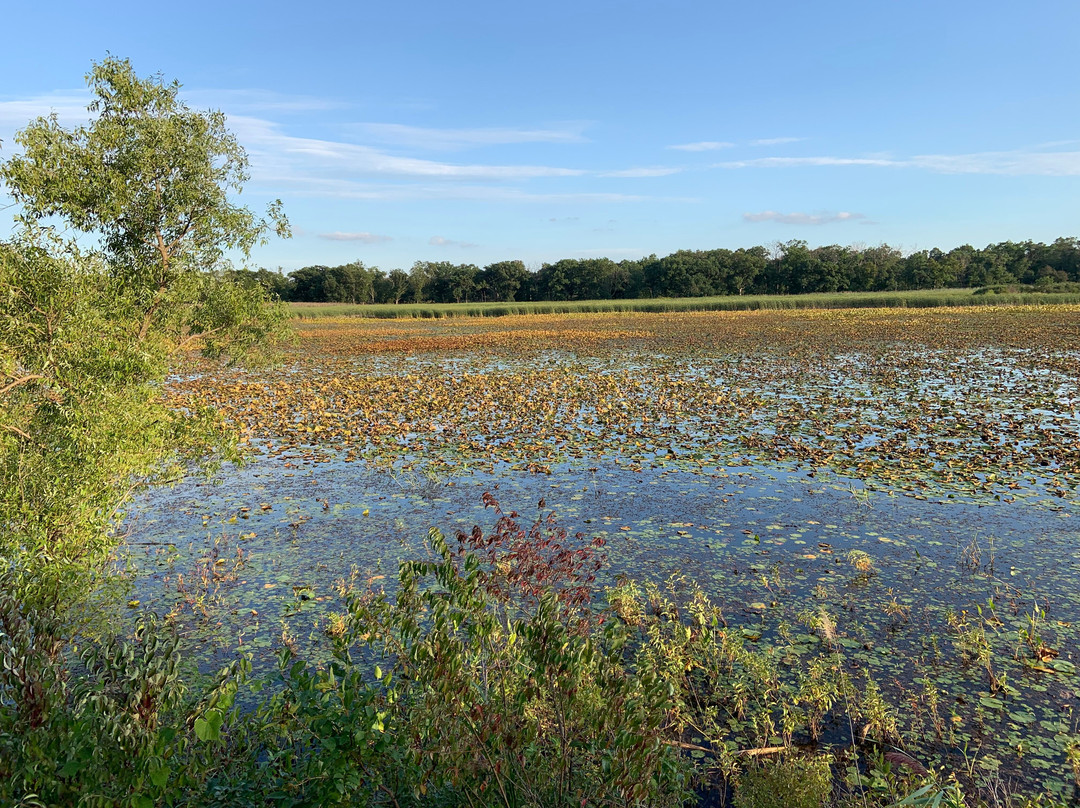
[771,240,813,294]
[1,55,289,806]
[482,260,529,302]
[449,263,480,303]
[611,258,647,298]
[405,260,430,302]
[387,268,410,304]
[535,259,577,300]
[228,267,294,300]
[0,57,289,619]
[2,57,288,341]
[728,247,767,295]
[289,264,331,301]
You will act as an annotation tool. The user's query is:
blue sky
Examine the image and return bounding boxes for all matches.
[2,0,1079,271]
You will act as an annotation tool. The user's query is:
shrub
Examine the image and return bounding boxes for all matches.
[734,755,833,808]
[335,509,691,807]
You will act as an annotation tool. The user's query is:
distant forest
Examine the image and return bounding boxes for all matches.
[233,238,1080,304]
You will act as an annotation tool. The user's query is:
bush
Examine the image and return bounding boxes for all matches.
[734,756,833,808]
[329,502,692,806]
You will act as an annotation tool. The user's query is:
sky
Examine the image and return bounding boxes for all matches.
[2,0,1079,271]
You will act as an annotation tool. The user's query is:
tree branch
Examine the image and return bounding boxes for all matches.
[665,740,789,758]
[0,375,44,397]
[166,213,198,254]
[2,423,35,441]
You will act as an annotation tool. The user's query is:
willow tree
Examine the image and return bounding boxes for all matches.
[0,57,289,619]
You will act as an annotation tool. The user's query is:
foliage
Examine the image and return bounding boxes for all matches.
[331,511,690,807]
[176,305,1080,507]
[2,58,288,314]
[734,756,833,808]
[4,497,1077,807]
[0,579,244,808]
[0,58,290,618]
[891,780,965,808]
[0,55,289,804]
[256,237,1080,305]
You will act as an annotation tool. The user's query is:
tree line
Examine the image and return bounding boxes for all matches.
[236,238,1080,305]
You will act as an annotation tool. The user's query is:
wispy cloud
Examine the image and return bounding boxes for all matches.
[0,91,693,205]
[0,89,343,130]
[743,210,866,225]
[599,166,682,177]
[0,91,91,129]
[228,115,587,183]
[750,137,804,146]
[318,231,393,243]
[352,122,588,150]
[721,156,895,168]
[248,172,691,203]
[186,89,347,114]
[667,140,735,152]
[669,138,803,151]
[430,235,478,248]
[721,148,1080,176]
[907,150,1080,176]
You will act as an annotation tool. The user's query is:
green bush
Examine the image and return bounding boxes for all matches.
[327,515,692,807]
[734,756,833,808]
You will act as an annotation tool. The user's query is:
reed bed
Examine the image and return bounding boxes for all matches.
[289,289,1080,320]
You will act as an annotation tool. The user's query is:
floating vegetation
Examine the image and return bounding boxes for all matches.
[168,307,1080,502]
[124,304,1080,801]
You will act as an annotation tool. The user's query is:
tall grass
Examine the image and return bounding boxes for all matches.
[289,288,1080,320]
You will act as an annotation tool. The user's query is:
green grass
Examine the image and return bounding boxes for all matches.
[289,288,1080,320]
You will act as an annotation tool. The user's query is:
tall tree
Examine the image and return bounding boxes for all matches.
[0,57,289,617]
[387,268,410,303]
[2,57,288,345]
[482,260,529,302]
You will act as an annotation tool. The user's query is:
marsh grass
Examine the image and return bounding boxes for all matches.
[289,289,1080,320]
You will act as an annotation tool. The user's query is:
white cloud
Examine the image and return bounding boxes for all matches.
[0,89,340,131]
[907,150,1080,176]
[352,122,588,150]
[750,137,804,146]
[721,148,1080,176]
[669,137,802,151]
[667,141,735,152]
[228,114,587,183]
[318,231,393,243]
[185,89,347,114]
[720,156,896,168]
[0,89,692,205]
[599,166,682,178]
[253,173,690,203]
[0,91,91,130]
[743,211,866,225]
[429,235,478,248]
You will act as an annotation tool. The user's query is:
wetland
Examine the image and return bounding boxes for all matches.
[126,305,1080,802]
